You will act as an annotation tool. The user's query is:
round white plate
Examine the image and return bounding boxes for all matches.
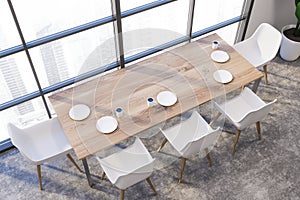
[156,91,177,107]
[213,70,233,83]
[210,50,230,63]
[69,104,90,121]
[96,116,118,134]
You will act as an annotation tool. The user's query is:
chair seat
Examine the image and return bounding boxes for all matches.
[96,137,155,190]
[214,87,276,130]
[216,88,265,122]
[161,111,216,156]
[20,146,72,165]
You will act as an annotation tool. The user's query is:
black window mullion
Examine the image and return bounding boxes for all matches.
[186,0,196,42]
[7,0,51,119]
[111,0,125,68]
[236,0,255,43]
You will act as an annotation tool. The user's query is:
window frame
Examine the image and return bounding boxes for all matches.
[0,0,253,151]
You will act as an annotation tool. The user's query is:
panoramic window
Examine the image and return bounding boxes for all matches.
[0,0,248,150]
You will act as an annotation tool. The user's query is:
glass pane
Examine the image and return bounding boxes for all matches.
[122,0,189,57]
[192,23,239,46]
[0,98,48,142]
[12,0,112,41]
[193,0,244,33]
[215,23,239,45]
[29,23,116,88]
[0,53,39,104]
[0,0,22,50]
[121,0,155,11]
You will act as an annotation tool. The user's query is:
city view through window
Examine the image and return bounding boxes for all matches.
[0,0,244,144]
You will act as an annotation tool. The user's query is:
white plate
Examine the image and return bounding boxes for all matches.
[69,104,90,121]
[210,50,230,63]
[96,116,118,134]
[213,70,233,83]
[156,91,177,107]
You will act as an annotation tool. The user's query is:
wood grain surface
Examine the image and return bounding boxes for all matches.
[49,33,263,160]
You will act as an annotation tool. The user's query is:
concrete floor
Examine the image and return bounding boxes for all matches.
[0,55,299,200]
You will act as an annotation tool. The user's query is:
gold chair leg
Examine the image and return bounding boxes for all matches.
[232,130,241,156]
[205,149,212,167]
[67,154,83,173]
[178,157,187,183]
[101,172,106,180]
[263,65,268,85]
[157,138,168,152]
[256,121,262,140]
[209,112,221,126]
[146,177,157,195]
[37,165,43,190]
[120,189,125,200]
[241,85,245,92]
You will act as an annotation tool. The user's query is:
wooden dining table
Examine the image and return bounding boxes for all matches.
[48,33,263,186]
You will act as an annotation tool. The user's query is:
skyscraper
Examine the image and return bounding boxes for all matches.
[0,57,35,115]
[36,24,69,86]
[0,27,34,115]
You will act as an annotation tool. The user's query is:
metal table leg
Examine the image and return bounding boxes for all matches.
[82,158,93,187]
[252,78,261,93]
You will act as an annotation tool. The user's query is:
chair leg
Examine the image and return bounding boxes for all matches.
[37,165,43,190]
[205,149,212,167]
[101,172,106,180]
[146,177,157,195]
[241,85,245,92]
[209,112,221,126]
[157,138,168,152]
[67,154,83,173]
[120,189,125,200]
[232,130,241,156]
[256,121,262,140]
[263,65,268,85]
[178,157,187,183]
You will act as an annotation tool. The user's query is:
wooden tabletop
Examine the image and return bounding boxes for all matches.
[49,33,263,160]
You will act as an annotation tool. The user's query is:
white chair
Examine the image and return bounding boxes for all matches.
[233,23,282,84]
[95,137,156,200]
[157,111,220,183]
[213,87,277,156]
[7,117,82,190]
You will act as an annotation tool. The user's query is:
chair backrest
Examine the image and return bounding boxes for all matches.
[7,117,71,162]
[251,23,282,62]
[181,127,220,158]
[171,111,220,158]
[114,161,155,190]
[237,99,277,130]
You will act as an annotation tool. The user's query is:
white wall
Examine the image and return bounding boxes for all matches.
[245,0,295,38]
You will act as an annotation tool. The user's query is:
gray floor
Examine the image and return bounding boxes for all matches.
[0,55,299,200]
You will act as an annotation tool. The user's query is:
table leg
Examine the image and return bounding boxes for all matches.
[252,78,261,93]
[82,158,93,187]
